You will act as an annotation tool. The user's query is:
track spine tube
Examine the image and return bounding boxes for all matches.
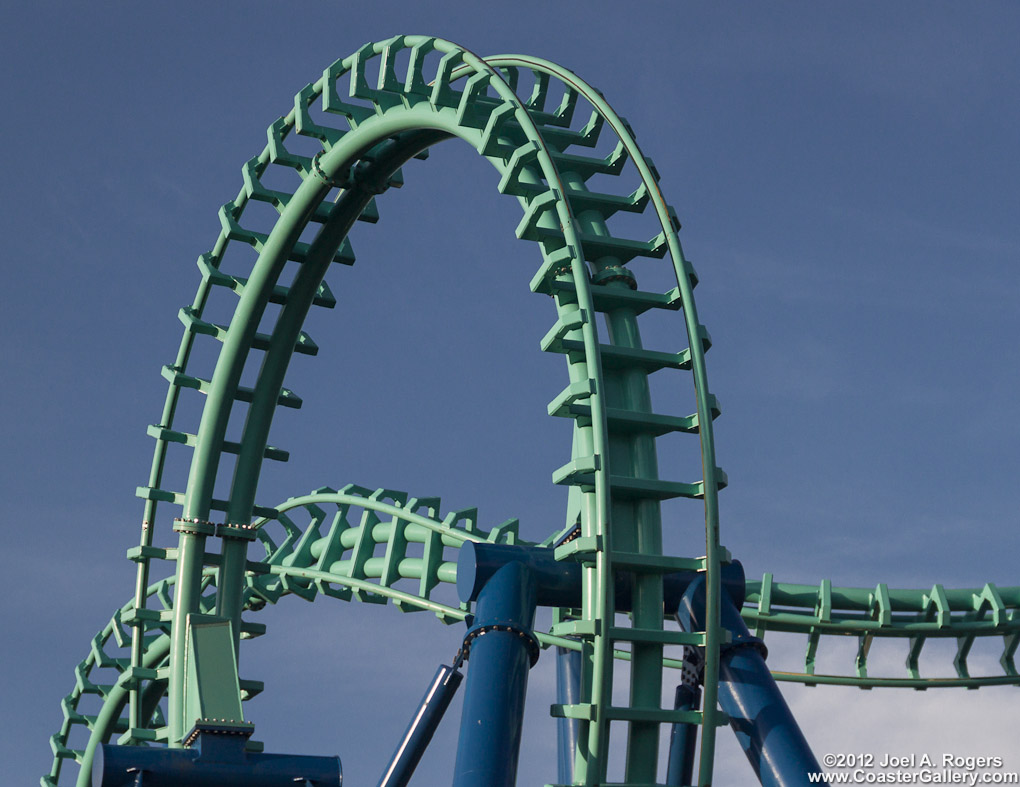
[168,166,331,745]
[57,39,737,786]
[567,166,666,783]
[216,128,451,641]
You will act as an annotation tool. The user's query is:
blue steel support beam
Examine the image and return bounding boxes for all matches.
[453,560,539,787]
[678,576,828,787]
[666,683,700,786]
[377,664,463,787]
[457,541,745,614]
[93,729,341,786]
[556,646,582,785]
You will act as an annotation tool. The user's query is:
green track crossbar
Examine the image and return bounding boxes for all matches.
[47,486,1020,786]
[44,36,1014,787]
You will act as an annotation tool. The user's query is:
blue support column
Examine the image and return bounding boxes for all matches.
[377,664,463,787]
[677,574,828,787]
[665,682,701,786]
[555,645,582,785]
[453,559,539,787]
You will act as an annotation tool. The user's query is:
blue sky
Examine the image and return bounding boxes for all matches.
[2,2,1018,785]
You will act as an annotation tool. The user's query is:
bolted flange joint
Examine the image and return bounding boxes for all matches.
[216,522,259,541]
[460,621,541,667]
[172,517,217,537]
[592,264,637,290]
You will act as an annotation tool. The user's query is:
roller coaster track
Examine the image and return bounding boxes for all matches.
[47,486,1020,786]
[45,36,1020,787]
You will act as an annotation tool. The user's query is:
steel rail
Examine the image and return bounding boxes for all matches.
[53,482,1020,785]
[471,55,727,785]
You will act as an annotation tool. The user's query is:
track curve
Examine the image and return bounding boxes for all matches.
[50,35,725,786]
[46,35,1017,787]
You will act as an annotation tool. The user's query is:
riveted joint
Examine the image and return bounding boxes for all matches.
[721,630,768,660]
[172,517,217,537]
[182,718,255,747]
[310,149,351,189]
[461,622,541,667]
[592,264,636,290]
[216,523,259,541]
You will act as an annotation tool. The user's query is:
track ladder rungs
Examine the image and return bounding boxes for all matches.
[146,424,290,463]
[160,366,303,409]
[546,378,596,417]
[607,626,703,647]
[526,226,668,265]
[559,340,693,374]
[548,278,682,315]
[178,307,318,357]
[196,254,338,309]
[550,145,628,179]
[563,181,650,217]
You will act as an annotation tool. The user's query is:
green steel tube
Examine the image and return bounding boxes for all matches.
[771,672,1020,689]
[745,581,1020,611]
[166,530,208,745]
[561,166,665,782]
[217,129,451,642]
[742,611,1013,636]
[129,272,213,729]
[169,91,468,744]
[167,158,332,743]
[552,224,614,787]
[482,55,725,782]
[200,41,612,733]
[528,137,615,787]
[255,491,486,542]
[512,156,612,783]
[150,40,714,780]
[77,635,171,787]
[602,295,665,784]
[214,183,369,641]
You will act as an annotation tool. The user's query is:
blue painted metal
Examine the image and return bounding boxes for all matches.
[453,560,539,787]
[457,542,745,613]
[377,664,463,787]
[92,729,341,786]
[677,573,827,787]
[555,646,582,785]
[457,542,577,607]
[665,683,700,786]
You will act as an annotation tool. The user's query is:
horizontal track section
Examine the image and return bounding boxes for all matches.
[745,574,1020,687]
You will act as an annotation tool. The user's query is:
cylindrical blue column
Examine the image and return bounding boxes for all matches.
[377,664,462,787]
[453,560,538,787]
[457,542,577,608]
[665,683,700,786]
[555,645,582,784]
[677,575,827,787]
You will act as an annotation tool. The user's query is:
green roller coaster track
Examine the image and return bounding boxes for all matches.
[45,36,1020,787]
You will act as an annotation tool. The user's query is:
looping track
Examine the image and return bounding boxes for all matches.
[45,36,1020,787]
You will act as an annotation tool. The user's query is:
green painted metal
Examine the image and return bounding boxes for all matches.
[46,486,1020,786]
[183,616,249,737]
[44,35,1019,787]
